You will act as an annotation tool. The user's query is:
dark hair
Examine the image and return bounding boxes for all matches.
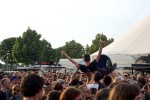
[83,54,90,62]
[69,78,79,86]
[52,82,63,91]
[21,74,44,97]
[1,78,8,86]
[96,88,110,100]
[46,90,61,100]
[137,77,146,86]
[78,81,83,85]
[90,88,97,95]
[60,87,82,100]
[134,82,143,89]
[94,72,103,82]
[103,75,112,87]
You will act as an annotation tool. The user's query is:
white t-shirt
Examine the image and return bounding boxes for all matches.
[87,84,99,90]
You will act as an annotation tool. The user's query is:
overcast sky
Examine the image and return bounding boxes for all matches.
[0,0,150,48]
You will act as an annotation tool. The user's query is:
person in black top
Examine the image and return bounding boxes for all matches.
[61,40,116,77]
[0,78,11,100]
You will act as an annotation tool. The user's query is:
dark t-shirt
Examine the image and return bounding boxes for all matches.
[0,90,8,100]
[10,95,23,100]
[79,60,97,73]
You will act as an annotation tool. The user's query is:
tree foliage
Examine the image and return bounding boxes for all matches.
[38,39,53,61]
[53,47,62,62]
[62,40,85,58]
[85,44,90,54]
[0,37,17,66]
[1,29,114,65]
[86,33,114,54]
[12,28,41,65]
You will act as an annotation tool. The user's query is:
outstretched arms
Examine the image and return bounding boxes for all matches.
[96,40,104,63]
[61,50,80,68]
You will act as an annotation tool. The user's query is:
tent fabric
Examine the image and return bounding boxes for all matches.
[58,59,83,69]
[91,14,150,67]
[92,54,136,68]
[91,14,150,56]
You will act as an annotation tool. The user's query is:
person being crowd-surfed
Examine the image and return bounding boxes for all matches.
[61,40,117,77]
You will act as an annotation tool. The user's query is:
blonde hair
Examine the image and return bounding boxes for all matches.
[109,83,140,100]
[60,87,82,100]
[12,84,21,95]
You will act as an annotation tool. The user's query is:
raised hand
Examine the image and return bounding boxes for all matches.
[99,40,104,48]
[61,50,79,69]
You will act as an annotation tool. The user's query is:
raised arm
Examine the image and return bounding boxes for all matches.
[69,68,79,83]
[96,40,104,63]
[61,50,80,68]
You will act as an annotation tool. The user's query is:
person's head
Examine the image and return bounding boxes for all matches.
[124,74,129,80]
[46,90,61,100]
[57,79,65,89]
[13,71,22,77]
[10,76,19,85]
[52,82,63,91]
[12,84,21,96]
[78,85,91,99]
[57,79,65,85]
[109,83,140,100]
[43,85,51,96]
[90,88,97,99]
[103,75,112,87]
[131,75,137,81]
[83,54,91,62]
[137,77,146,86]
[1,78,11,91]
[69,78,79,86]
[96,88,110,100]
[21,74,44,99]
[94,72,103,82]
[90,88,97,95]
[60,87,82,100]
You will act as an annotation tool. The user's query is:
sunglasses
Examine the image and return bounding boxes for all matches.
[14,89,20,92]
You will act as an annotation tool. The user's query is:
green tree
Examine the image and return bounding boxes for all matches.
[12,28,41,65]
[86,33,114,54]
[39,39,53,61]
[53,47,62,62]
[0,37,17,67]
[62,40,85,58]
[85,44,90,54]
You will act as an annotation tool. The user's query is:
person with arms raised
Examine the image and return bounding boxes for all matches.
[61,40,116,77]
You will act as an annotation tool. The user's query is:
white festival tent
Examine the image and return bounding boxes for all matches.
[91,14,150,68]
[58,59,83,71]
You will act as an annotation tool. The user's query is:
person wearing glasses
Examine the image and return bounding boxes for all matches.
[10,84,23,100]
[78,85,91,100]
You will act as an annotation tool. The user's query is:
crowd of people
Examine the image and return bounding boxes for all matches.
[0,69,150,100]
[0,41,150,100]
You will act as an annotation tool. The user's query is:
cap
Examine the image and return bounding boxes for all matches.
[10,76,19,82]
